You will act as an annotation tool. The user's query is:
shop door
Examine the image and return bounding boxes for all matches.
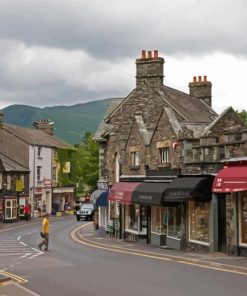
[146,206,151,244]
[218,196,226,253]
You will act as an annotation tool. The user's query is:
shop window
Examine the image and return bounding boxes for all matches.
[239,193,247,245]
[131,152,140,166]
[159,147,169,163]
[167,206,181,238]
[5,199,17,219]
[129,204,139,231]
[151,206,168,234]
[125,204,147,234]
[189,201,209,244]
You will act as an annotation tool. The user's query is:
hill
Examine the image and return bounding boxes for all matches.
[2,99,112,144]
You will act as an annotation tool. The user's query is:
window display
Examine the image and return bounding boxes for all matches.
[240,193,247,245]
[151,206,168,234]
[167,206,181,238]
[125,204,147,234]
[189,201,209,243]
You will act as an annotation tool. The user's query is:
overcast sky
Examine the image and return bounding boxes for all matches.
[0,0,246,113]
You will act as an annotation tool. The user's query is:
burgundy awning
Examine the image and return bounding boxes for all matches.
[213,166,247,193]
[108,182,141,204]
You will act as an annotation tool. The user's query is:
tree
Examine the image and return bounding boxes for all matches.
[72,132,99,194]
[236,110,247,125]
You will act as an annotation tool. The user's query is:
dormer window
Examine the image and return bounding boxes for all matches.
[131,152,140,166]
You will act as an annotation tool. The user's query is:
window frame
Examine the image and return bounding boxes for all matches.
[159,147,170,163]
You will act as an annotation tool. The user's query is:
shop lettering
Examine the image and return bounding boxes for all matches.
[139,194,153,201]
[168,191,189,197]
[115,191,124,199]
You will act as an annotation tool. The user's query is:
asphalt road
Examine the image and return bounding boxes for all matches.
[0,217,247,296]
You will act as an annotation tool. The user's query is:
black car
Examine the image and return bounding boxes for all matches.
[76,203,94,221]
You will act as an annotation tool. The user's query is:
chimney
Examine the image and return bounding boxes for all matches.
[141,50,146,59]
[189,75,212,107]
[0,111,3,128]
[136,50,164,88]
[33,119,54,135]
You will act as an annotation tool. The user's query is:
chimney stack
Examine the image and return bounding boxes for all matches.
[189,76,212,107]
[136,50,164,88]
[33,119,54,135]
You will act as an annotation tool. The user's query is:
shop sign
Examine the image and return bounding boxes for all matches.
[16,179,24,192]
[35,187,43,193]
[63,162,71,173]
[43,178,52,186]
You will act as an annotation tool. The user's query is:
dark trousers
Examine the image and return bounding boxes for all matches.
[39,233,49,250]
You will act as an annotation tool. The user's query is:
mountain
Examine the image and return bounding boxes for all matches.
[2,99,112,144]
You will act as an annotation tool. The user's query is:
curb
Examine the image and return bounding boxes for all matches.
[0,275,11,283]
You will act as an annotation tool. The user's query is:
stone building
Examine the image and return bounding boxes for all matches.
[0,113,73,217]
[95,50,247,256]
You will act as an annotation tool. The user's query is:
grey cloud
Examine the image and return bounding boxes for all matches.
[0,0,246,59]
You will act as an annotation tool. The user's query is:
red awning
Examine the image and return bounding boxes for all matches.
[108,182,141,204]
[213,166,247,193]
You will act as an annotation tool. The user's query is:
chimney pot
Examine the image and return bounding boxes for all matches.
[148,51,152,59]
[141,50,146,59]
[193,76,197,83]
[204,75,207,82]
[198,76,202,82]
[154,50,158,59]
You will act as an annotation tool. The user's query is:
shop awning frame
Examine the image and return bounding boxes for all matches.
[108,182,141,204]
[92,190,108,208]
[132,182,170,205]
[212,166,247,193]
[164,176,214,202]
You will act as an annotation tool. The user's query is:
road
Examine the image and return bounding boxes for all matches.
[0,217,247,296]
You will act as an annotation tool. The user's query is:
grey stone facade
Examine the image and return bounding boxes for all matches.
[95,50,247,255]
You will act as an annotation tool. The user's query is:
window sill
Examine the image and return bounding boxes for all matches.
[130,165,140,171]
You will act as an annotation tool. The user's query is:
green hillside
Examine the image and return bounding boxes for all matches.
[2,99,112,144]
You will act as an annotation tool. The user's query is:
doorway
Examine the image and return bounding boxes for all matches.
[218,195,226,253]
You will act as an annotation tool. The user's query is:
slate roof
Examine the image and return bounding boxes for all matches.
[3,124,71,148]
[158,85,218,123]
[0,153,29,172]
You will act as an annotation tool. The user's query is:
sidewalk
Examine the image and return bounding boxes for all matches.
[80,223,247,271]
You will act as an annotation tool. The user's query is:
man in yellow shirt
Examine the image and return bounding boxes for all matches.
[38,213,50,251]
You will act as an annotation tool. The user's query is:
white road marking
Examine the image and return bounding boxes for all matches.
[17,236,21,241]
[0,239,43,259]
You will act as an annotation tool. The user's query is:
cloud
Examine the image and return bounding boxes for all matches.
[0,0,246,110]
[0,0,247,58]
[0,39,134,107]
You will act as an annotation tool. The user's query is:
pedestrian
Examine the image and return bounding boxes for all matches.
[41,201,46,216]
[23,203,31,221]
[38,213,50,251]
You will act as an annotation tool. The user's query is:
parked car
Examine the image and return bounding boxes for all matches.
[76,203,94,221]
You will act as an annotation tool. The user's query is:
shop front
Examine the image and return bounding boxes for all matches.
[213,163,247,256]
[132,182,170,246]
[108,182,140,240]
[164,175,214,251]
[52,187,74,214]
[92,189,108,231]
